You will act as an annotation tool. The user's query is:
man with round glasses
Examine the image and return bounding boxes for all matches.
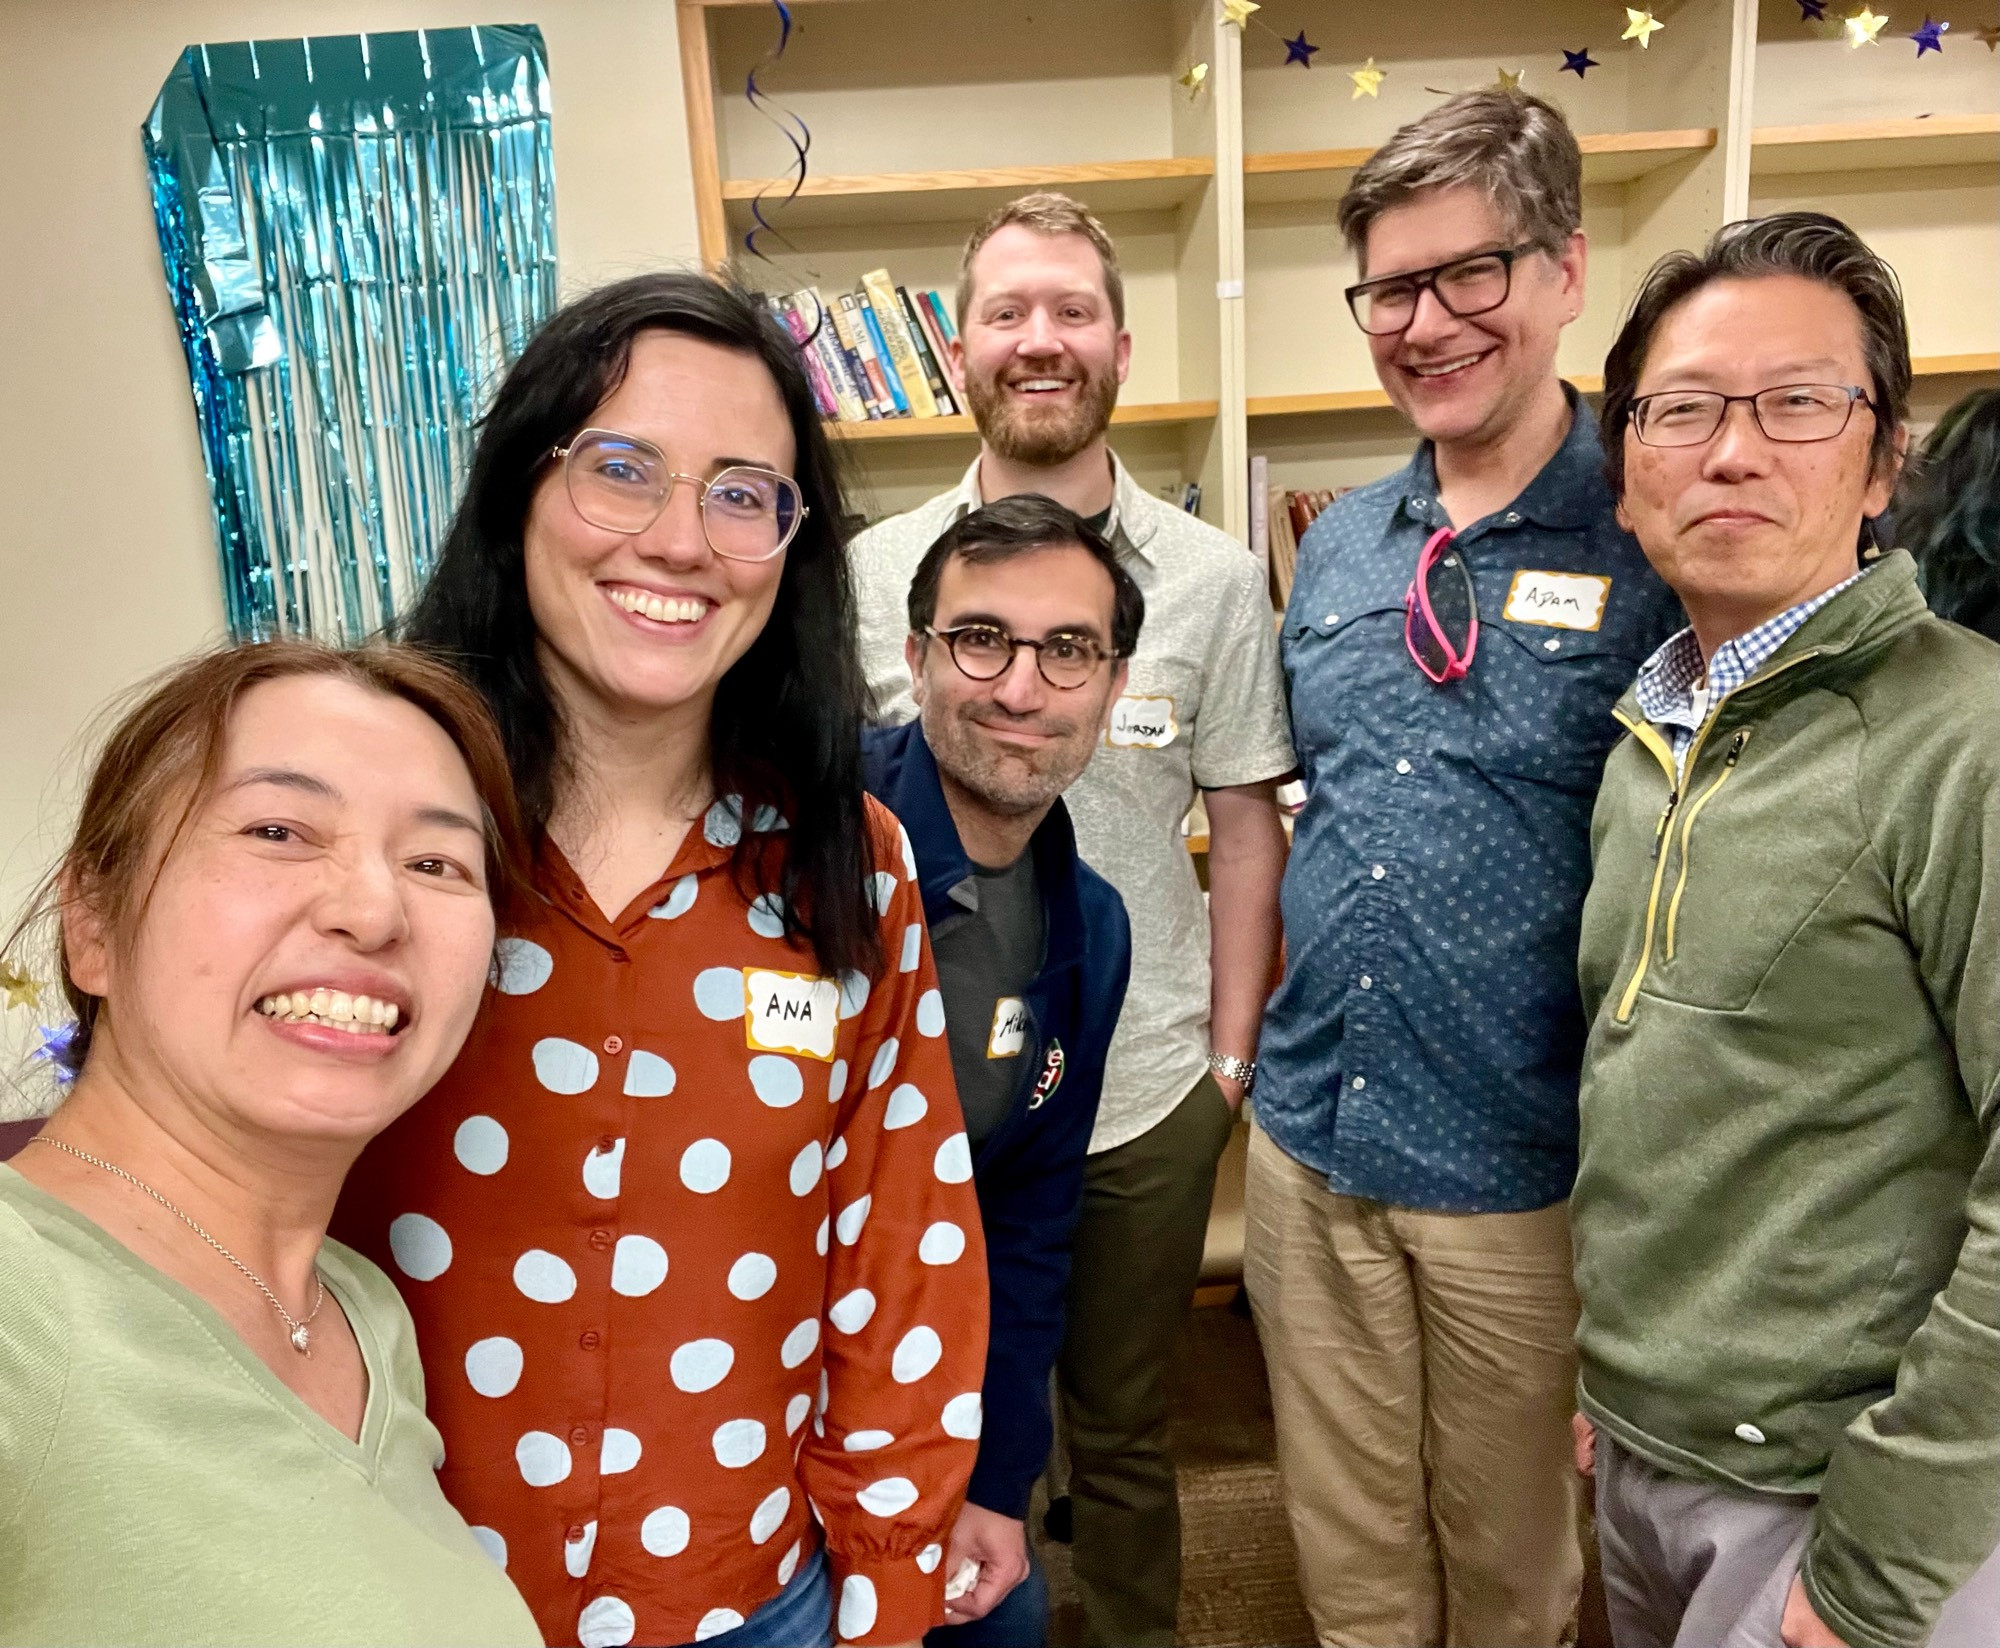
[1243,90,1683,1647]
[863,494,1140,1648]
[1572,212,2000,1648]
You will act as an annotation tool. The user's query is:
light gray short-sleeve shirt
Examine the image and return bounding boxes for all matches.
[851,453,1296,1151]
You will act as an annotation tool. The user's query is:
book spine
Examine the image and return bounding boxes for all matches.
[922,288,960,349]
[1248,454,1269,573]
[776,297,841,420]
[837,294,894,417]
[824,296,880,419]
[909,294,960,414]
[897,285,958,416]
[798,290,867,423]
[861,270,936,416]
[856,294,912,415]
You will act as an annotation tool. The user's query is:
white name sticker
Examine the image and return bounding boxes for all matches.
[1108,694,1179,749]
[1503,570,1611,632]
[987,997,1028,1060]
[744,968,840,1062]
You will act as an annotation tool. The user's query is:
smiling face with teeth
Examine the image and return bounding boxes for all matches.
[1360,186,1585,456]
[62,674,501,1150]
[523,331,796,740]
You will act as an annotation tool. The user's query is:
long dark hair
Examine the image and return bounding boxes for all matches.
[403,272,880,978]
[1896,388,2000,643]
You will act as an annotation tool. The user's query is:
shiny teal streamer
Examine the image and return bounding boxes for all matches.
[143,26,557,642]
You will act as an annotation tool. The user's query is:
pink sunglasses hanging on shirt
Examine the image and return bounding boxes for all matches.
[1404,526,1480,683]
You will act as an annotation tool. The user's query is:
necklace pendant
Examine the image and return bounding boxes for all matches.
[290,1324,312,1354]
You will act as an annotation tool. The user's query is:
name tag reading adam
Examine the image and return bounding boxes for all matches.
[1108,694,1178,749]
[987,997,1028,1060]
[744,968,840,1061]
[1503,570,1611,632]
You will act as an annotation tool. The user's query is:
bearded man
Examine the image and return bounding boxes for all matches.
[852,195,1294,1647]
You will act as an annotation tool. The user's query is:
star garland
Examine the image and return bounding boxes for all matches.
[1907,14,1950,49]
[1845,6,1890,44]
[1283,30,1319,66]
[1623,8,1667,47]
[1,961,39,1012]
[1349,56,1386,98]
[1179,60,1210,98]
[1562,46,1601,75]
[1797,0,1829,16]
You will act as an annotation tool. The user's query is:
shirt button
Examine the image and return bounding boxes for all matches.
[603,1034,624,1056]
[1735,1423,1767,1445]
[1359,974,1373,990]
[589,1229,614,1251]
[1395,758,1413,775]
[1543,637,1561,652]
[608,947,629,964]
[580,1330,602,1351]
[569,1426,591,1448]
[1504,511,1521,524]
[1371,864,1387,880]
[1324,612,1341,626]
[598,1134,617,1153]
[1351,1076,1367,1091]
[567,1523,588,1543]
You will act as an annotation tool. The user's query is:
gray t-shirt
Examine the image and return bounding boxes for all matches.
[930,851,1045,1148]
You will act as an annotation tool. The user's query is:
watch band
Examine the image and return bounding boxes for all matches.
[1207,1051,1256,1089]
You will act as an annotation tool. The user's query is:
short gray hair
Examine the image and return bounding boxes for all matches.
[1337,90,1582,273]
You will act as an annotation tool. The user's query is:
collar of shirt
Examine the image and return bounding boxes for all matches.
[945,447,1159,564]
[533,795,751,942]
[1635,564,1874,744]
[862,719,1086,983]
[1399,383,1602,536]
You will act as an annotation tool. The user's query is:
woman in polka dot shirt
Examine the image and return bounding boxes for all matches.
[335,275,989,1648]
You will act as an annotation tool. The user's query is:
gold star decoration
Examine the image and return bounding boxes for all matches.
[1844,6,1889,45]
[1493,66,1525,89]
[0,962,40,1013]
[1623,8,1666,47]
[1220,0,1260,28]
[1350,56,1387,99]
[1979,22,2000,49]
[1179,61,1210,97]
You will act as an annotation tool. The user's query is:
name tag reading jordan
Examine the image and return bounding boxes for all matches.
[1108,694,1179,749]
[1503,570,1611,632]
[987,997,1028,1060]
[744,968,840,1061]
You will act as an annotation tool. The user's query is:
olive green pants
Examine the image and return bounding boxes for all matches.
[1056,1073,1236,1648]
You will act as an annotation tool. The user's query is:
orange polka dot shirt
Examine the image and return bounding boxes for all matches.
[335,795,989,1648]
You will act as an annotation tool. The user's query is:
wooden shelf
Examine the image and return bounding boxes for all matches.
[1249,378,1604,420]
[1916,353,2000,377]
[827,398,1218,443]
[1245,129,1716,205]
[1752,116,2000,177]
[721,157,1215,231]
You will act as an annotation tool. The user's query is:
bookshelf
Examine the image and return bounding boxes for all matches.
[675,0,1999,541]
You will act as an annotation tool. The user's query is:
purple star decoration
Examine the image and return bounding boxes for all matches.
[1561,47,1600,76]
[31,1022,77,1085]
[1796,0,1827,20]
[1284,30,1319,67]
[1908,16,1949,54]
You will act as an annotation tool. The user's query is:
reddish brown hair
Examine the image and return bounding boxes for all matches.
[7,641,531,1080]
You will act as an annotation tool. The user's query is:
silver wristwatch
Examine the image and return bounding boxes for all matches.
[1207,1051,1256,1093]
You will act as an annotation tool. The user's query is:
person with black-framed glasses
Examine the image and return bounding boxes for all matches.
[1574,212,2000,1648]
[1243,90,1684,1648]
[864,495,1141,1648]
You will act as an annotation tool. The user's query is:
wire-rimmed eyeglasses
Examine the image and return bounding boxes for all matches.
[1346,245,1535,336]
[926,625,1117,691]
[550,428,808,562]
[1628,384,1875,448]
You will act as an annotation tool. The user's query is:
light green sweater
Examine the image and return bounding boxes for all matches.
[1575,555,2000,1648]
[0,1163,543,1647]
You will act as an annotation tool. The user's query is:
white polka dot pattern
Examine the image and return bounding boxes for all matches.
[694,1608,745,1642]
[492,937,554,994]
[623,1050,676,1096]
[512,1248,577,1303]
[777,1539,802,1585]
[749,1484,790,1544]
[514,1430,570,1487]
[703,796,743,847]
[582,1137,625,1199]
[816,1216,830,1255]
[787,1140,823,1196]
[827,1058,849,1103]
[639,1505,690,1557]
[825,1135,850,1170]
[899,922,923,973]
[917,1543,943,1574]
[780,1318,819,1369]
[882,1085,927,1131]
[898,826,919,882]
[531,1036,598,1095]
[914,989,946,1038]
[452,1115,509,1175]
[388,1213,452,1281]
[785,1392,812,1435]
[747,892,787,939]
[727,1251,777,1300]
[464,1335,523,1398]
[680,1138,731,1193]
[839,1574,879,1640]
[670,1339,735,1393]
[601,1427,642,1474]
[577,1595,635,1648]
[611,1234,668,1296]
[829,1288,876,1333]
[867,1037,900,1090]
[564,1519,597,1578]
[870,871,898,915]
[647,874,698,920]
[892,1326,943,1384]
[843,1428,894,1452]
[834,1195,872,1246]
[692,966,746,1020]
[747,1055,804,1108]
[468,1525,507,1569]
[839,970,871,1020]
[933,1133,973,1184]
[857,1476,919,1517]
[941,1392,983,1439]
[712,1418,767,1468]
[918,1221,965,1265]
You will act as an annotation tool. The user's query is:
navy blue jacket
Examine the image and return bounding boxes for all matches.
[863,720,1133,1519]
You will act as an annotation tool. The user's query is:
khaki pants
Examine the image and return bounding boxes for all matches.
[1059,1073,1236,1648]
[1243,1123,1583,1647]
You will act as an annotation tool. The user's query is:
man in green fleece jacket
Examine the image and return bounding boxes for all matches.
[1572,211,2000,1648]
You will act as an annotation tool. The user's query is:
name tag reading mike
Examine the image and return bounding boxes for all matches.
[744,968,840,1061]
[987,997,1028,1059]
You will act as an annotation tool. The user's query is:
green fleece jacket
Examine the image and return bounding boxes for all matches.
[1574,552,2000,1648]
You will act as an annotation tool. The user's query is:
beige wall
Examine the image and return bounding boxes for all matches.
[0,0,704,969]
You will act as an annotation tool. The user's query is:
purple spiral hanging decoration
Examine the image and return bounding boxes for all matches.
[743,0,813,278]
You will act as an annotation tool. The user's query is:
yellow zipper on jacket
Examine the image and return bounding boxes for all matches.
[1665,728,1751,960]
[1608,649,1821,1024]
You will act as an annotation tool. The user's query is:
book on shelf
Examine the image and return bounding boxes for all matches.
[861,268,939,418]
[855,293,912,416]
[896,284,959,417]
[1263,484,1356,609]
[837,293,898,418]
[763,273,974,426]
[801,289,868,424]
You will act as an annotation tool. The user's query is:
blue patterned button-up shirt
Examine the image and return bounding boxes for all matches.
[1255,397,1685,1212]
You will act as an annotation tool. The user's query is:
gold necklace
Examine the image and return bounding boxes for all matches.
[30,1135,328,1355]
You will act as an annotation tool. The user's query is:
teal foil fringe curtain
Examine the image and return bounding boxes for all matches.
[144,26,557,642]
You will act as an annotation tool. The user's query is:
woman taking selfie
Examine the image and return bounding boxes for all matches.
[336,273,988,1648]
[0,643,540,1646]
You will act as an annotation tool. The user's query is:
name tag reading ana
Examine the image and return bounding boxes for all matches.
[1503,570,1611,632]
[987,997,1028,1059]
[744,968,840,1061]
[1108,694,1178,749]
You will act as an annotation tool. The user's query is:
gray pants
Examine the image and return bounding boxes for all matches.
[1595,1431,2000,1648]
